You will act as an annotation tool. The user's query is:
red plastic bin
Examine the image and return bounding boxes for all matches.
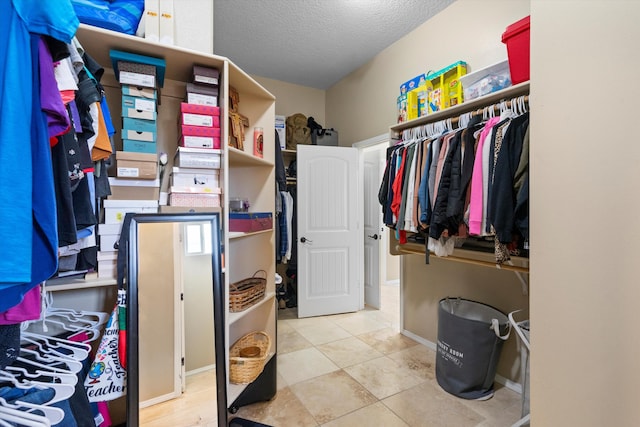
[502,15,530,84]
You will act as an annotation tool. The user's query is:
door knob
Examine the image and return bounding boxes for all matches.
[367,234,379,240]
[300,237,312,243]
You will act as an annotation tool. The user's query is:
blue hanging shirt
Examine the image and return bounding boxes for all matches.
[0,0,78,311]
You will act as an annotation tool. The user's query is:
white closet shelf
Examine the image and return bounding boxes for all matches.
[228,228,273,240]
[228,292,276,325]
[229,147,275,167]
[390,81,530,133]
[45,276,117,292]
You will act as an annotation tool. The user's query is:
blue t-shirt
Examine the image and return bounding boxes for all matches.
[0,0,78,311]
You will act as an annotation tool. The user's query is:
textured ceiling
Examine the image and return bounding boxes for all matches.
[213,0,456,89]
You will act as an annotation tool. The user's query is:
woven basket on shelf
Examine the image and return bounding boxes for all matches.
[229,270,267,313]
[229,331,271,384]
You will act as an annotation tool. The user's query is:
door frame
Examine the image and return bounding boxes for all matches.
[353,134,397,304]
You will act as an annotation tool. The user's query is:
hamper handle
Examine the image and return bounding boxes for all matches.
[490,318,511,340]
[253,270,267,279]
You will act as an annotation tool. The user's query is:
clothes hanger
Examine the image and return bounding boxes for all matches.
[519,95,528,114]
[1,364,75,405]
[44,307,108,326]
[20,330,89,359]
[20,332,90,360]
[0,405,50,427]
[3,366,77,387]
[0,397,64,425]
[19,347,82,374]
[35,317,100,342]
[0,371,34,390]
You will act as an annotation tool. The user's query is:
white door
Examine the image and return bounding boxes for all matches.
[297,145,362,318]
[363,147,384,309]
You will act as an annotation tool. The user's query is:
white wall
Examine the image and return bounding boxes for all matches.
[253,75,326,126]
[530,0,640,424]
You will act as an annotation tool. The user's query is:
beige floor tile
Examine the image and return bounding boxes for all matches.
[277,326,314,354]
[330,310,390,335]
[277,347,340,385]
[277,307,298,320]
[232,387,319,427]
[316,336,384,368]
[322,402,409,427]
[457,384,524,426]
[290,370,378,424]
[277,319,295,333]
[357,327,419,355]
[287,314,336,331]
[344,356,425,400]
[382,380,485,427]
[293,320,352,346]
[386,343,436,381]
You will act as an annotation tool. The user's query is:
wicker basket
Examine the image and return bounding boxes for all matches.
[229,270,267,313]
[229,331,271,384]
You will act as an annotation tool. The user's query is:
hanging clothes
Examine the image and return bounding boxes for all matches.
[0,0,78,311]
[379,98,530,263]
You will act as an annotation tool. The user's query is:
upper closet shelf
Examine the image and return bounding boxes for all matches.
[391,81,530,132]
[75,24,275,100]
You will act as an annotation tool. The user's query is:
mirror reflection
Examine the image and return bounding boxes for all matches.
[127,214,225,427]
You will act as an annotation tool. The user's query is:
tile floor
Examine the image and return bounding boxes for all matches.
[232,284,524,427]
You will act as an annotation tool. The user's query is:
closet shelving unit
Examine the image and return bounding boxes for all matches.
[66,24,277,414]
[388,81,530,276]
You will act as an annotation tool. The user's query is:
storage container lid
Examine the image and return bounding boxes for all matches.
[502,15,530,42]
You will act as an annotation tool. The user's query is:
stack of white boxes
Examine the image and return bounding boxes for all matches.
[167,64,222,209]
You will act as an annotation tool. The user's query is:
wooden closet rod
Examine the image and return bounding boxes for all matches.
[395,245,530,273]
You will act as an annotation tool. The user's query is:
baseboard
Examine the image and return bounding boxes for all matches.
[140,391,180,408]
[186,364,216,376]
[400,329,523,395]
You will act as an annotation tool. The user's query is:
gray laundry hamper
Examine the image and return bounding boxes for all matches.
[436,297,511,400]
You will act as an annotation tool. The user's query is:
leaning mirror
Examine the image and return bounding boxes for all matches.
[125,213,226,426]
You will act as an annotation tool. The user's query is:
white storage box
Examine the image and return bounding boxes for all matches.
[103,199,159,224]
[170,167,220,188]
[174,147,221,169]
[98,223,122,252]
[108,177,160,200]
[460,60,512,102]
[97,251,118,278]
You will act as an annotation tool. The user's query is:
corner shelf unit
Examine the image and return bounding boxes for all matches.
[73,24,277,414]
